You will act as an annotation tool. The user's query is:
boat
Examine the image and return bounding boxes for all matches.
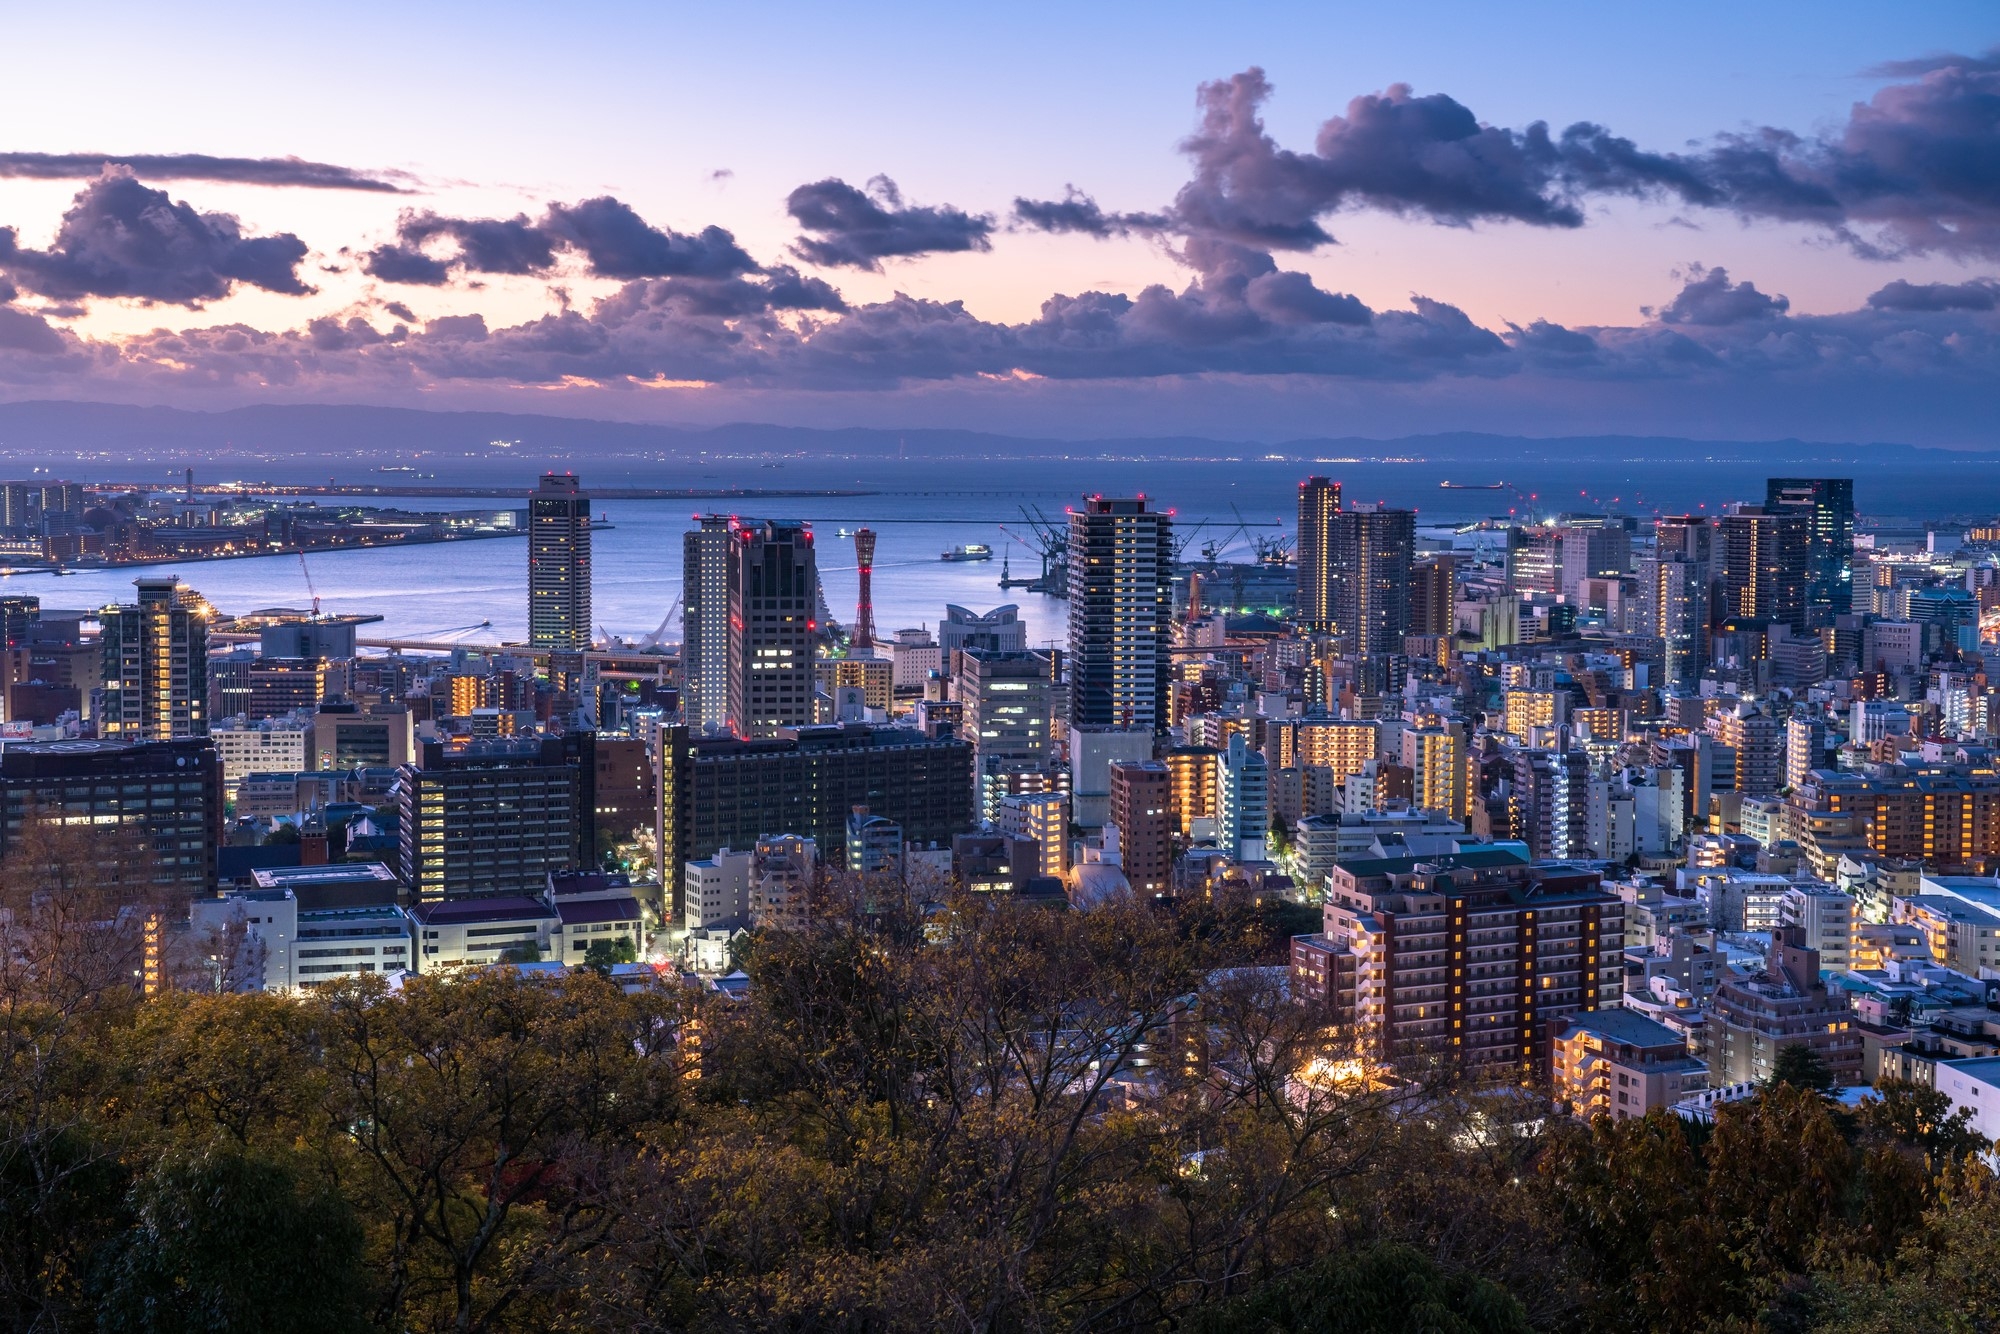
[1439,481,1507,490]
[940,544,993,563]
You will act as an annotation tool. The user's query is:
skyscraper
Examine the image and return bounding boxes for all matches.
[1764,478,1854,629]
[1640,515,1713,690]
[1067,496,1173,732]
[1330,506,1415,669]
[100,576,208,740]
[1718,505,1809,631]
[1296,476,1342,634]
[726,519,818,737]
[528,473,592,650]
[682,514,733,734]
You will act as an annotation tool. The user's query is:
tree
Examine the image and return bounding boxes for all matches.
[1856,1079,1991,1175]
[582,937,636,975]
[497,942,542,965]
[1188,1243,1533,1334]
[1769,1041,1835,1094]
[91,1146,367,1334]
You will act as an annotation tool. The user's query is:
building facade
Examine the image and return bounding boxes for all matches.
[1067,497,1173,732]
[100,577,208,740]
[528,473,592,651]
[726,519,818,738]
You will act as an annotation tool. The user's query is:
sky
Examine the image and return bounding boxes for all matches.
[1,0,1997,444]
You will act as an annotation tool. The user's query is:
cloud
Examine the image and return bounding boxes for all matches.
[361,196,765,286]
[1029,54,2000,260]
[542,197,757,279]
[786,175,994,270]
[1011,188,1168,238]
[1654,266,1789,326]
[0,152,409,192]
[1867,277,2000,311]
[0,168,311,304]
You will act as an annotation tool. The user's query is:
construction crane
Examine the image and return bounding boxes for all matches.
[297,551,321,617]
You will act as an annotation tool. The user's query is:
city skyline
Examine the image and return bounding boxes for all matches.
[0,5,1996,442]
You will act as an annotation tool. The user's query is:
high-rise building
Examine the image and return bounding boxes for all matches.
[392,736,592,900]
[682,514,733,734]
[1400,727,1467,821]
[1296,476,1342,634]
[1410,556,1455,637]
[1765,478,1854,629]
[657,722,974,915]
[1510,747,1591,859]
[527,473,592,651]
[1293,848,1623,1080]
[1216,733,1269,862]
[938,604,1028,656]
[1067,497,1173,732]
[1718,505,1809,632]
[1108,759,1172,894]
[100,577,208,740]
[726,519,818,738]
[1638,557,1709,690]
[1329,507,1415,669]
[953,648,1059,817]
[0,737,221,890]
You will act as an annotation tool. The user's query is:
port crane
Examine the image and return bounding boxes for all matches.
[297,552,321,617]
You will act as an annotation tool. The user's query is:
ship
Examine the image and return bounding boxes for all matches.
[940,543,993,562]
[1439,481,1507,490]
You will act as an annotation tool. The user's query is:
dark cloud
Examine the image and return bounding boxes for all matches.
[1654,266,1789,326]
[1030,54,2000,260]
[361,244,452,286]
[787,176,994,270]
[0,152,409,192]
[397,211,556,276]
[1011,188,1168,238]
[542,197,757,279]
[380,300,417,322]
[362,197,765,286]
[0,169,311,304]
[1867,277,2000,311]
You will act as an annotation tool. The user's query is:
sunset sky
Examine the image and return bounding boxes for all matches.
[2,0,1997,443]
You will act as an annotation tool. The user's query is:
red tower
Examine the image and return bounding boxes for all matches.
[852,527,877,651]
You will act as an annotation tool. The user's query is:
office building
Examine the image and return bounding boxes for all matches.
[527,473,592,651]
[100,576,208,740]
[1638,534,1710,689]
[1330,506,1415,670]
[1764,478,1854,629]
[392,736,590,900]
[684,848,753,931]
[938,604,1029,656]
[1293,848,1623,1080]
[1067,497,1173,732]
[658,723,973,913]
[726,519,817,737]
[191,863,410,990]
[210,715,311,796]
[954,648,1057,814]
[0,738,221,890]
[682,514,734,733]
[409,897,560,971]
[750,835,817,931]
[1108,759,1172,893]
[1296,476,1342,634]
[312,700,415,771]
[248,657,347,719]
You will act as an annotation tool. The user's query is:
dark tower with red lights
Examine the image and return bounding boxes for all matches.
[852,527,877,651]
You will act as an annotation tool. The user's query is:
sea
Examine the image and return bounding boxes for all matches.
[13,453,1999,650]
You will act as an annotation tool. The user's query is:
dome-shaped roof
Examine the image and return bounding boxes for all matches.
[1068,860,1131,909]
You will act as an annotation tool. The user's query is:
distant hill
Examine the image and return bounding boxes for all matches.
[0,398,1981,465]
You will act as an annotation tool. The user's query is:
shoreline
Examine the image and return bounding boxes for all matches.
[0,527,529,579]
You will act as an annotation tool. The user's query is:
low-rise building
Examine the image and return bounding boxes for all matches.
[1551,1008,1708,1121]
[408,896,558,971]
